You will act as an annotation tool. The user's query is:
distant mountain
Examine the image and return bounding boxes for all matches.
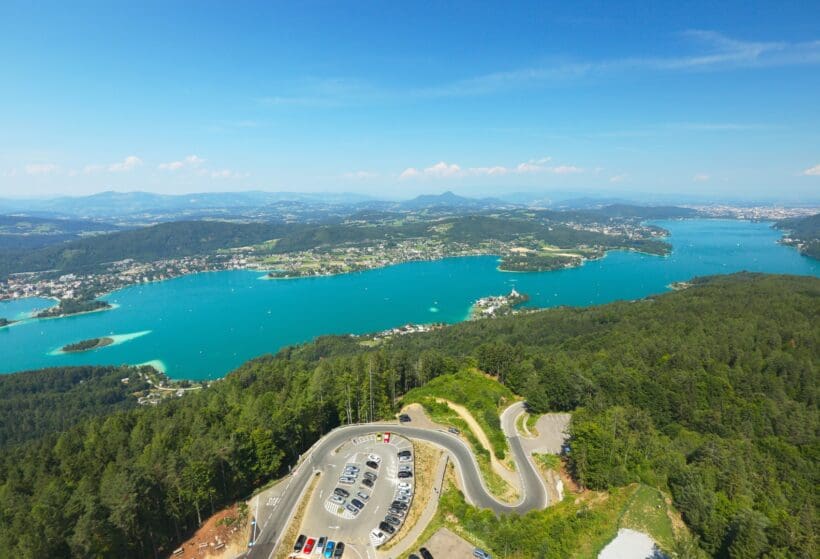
[592,204,700,219]
[0,214,123,251]
[0,191,375,219]
[397,191,514,211]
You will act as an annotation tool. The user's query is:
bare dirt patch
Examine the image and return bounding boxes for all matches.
[168,504,248,559]
[421,527,476,558]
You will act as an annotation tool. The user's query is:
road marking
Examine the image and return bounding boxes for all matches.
[266,496,280,508]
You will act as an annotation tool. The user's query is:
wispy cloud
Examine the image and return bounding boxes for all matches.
[159,155,206,171]
[342,170,379,180]
[398,157,582,180]
[25,163,60,176]
[108,155,143,172]
[258,31,820,106]
[802,164,820,176]
[609,174,628,183]
[693,173,711,182]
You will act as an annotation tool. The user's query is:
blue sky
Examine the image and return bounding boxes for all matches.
[1,1,819,200]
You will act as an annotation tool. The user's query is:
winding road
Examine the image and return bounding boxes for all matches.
[246,401,546,559]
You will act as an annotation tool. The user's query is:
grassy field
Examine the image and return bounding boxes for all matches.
[402,369,517,459]
[413,398,519,502]
[399,477,685,559]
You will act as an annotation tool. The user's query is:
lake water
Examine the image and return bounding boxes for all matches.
[1,219,818,379]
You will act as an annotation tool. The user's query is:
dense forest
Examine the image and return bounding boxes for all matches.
[0,365,150,447]
[776,213,820,259]
[0,273,815,558]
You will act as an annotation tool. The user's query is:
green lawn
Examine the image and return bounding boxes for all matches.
[402,369,517,459]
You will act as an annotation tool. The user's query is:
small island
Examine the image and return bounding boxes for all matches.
[36,298,112,319]
[61,337,114,353]
[470,289,530,320]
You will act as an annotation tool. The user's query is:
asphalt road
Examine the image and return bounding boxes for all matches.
[247,402,546,559]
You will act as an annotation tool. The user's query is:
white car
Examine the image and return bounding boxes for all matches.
[399,454,412,462]
[339,476,356,485]
[367,453,382,463]
[329,495,345,504]
[397,482,412,490]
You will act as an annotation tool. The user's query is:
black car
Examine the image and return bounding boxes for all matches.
[361,478,374,488]
[390,501,408,510]
[293,534,307,552]
[317,536,327,552]
[365,460,379,469]
[420,547,434,559]
[363,472,377,481]
[378,521,396,535]
[388,507,406,517]
[398,470,413,478]
[334,487,350,498]
[398,449,411,457]
[334,542,345,557]
[399,414,411,422]
[409,555,420,559]
[384,515,401,526]
[350,498,365,509]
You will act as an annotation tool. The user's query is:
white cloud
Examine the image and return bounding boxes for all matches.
[399,158,582,180]
[693,173,711,182]
[609,174,628,183]
[159,154,206,171]
[802,164,820,176]
[25,163,59,176]
[108,155,143,172]
[203,168,249,179]
[551,165,584,174]
[82,164,105,174]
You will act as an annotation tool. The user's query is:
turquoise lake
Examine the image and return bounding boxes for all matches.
[1,219,818,379]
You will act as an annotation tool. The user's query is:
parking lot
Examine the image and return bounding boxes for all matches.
[289,432,415,559]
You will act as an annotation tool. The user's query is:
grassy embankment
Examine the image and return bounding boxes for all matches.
[399,469,684,559]
[401,369,519,502]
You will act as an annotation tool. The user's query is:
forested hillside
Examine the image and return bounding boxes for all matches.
[0,365,149,447]
[776,213,820,259]
[0,273,816,558]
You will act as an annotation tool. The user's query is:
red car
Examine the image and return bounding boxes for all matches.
[303,538,316,554]
[384,432,391,443]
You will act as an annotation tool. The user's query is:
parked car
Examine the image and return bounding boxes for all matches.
[316,537,327,554]
[473,548,491,559]
[399,414,411,422]
[399,454,412,462]
[384,432,391,443]
[334,488,350,498]
[398,471,413,478]
[339,476,355,485]
[363,472,377,482]
[384,515,401,526]
[448,427,460,435]
[387,507,405,517]
[399,464,412,472]
[367,453,382,463]
[294,535,307,552]
[356,491,370,501]
[409,555,420,559]
[329,494,344,505]
[365,460,379,469]
[378,522,396,535]
[420,547,434,559]
[397,482,412,490]
[303,538,316,554]
[350,498,365,509]
[390,501,408,510]
[344,464,360,472]
[361,478,374,488]
[345,503,359,515]
[398,449,411,457]
[324,541,335,558]
[333,542,345,557]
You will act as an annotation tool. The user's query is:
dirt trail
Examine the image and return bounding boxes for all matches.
[433,398,522,492]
